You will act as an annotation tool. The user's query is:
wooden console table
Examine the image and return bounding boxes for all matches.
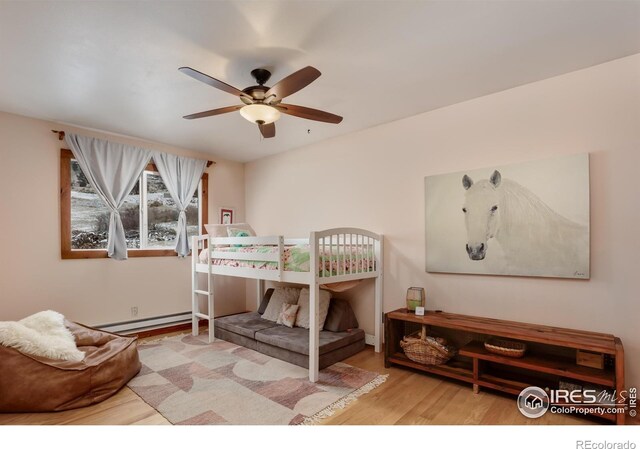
[384,309,626,424]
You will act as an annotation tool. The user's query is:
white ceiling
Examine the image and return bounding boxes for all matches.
[1,1,639,162]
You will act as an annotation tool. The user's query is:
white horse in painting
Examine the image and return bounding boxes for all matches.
[461,170,589,277]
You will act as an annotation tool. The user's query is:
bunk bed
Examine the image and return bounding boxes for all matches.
[191,227,383,382]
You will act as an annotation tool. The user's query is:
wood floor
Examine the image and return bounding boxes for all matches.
[0,340,634,425]
[0,387,169,425]
[323,349,589,425]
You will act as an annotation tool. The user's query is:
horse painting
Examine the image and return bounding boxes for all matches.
[461,170,588,277]
[425,154,590,279]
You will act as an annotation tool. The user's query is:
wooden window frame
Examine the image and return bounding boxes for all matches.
[60,148,208,259]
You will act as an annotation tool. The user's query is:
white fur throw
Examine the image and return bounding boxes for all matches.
[0,310,85,361]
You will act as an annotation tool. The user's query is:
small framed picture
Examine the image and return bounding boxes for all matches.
[219,208,234,225]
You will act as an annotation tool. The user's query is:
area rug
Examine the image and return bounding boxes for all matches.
[128,334,387,425]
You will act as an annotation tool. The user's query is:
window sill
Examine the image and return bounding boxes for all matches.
[61,249,179,259]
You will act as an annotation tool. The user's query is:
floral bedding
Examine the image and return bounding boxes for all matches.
[199,244,375,276]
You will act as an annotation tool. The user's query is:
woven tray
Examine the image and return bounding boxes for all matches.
[484,338,527,358]
[400,327,457,365]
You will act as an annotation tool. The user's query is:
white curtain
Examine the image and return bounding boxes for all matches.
[65,133,152,260]
[152,152,207,257]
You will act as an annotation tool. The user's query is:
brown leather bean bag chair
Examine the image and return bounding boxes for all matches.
[0,321,141,412]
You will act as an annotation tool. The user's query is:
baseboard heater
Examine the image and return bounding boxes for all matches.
[97,311,192,334]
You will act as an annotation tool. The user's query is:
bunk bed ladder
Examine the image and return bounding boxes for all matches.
[192,235,215,343]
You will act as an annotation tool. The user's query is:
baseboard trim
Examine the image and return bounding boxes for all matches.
[98,311,251,338]
[97,312,192,334]
[129,321,198,339]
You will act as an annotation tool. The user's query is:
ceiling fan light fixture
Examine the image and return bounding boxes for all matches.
[239,104,281,124]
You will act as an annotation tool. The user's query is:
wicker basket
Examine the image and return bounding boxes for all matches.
[400,326,457,365]
[484,338,527,358]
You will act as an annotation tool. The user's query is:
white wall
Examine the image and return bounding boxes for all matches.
[245,54,640,386]
[0,112,247,325]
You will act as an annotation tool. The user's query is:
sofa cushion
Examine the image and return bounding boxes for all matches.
[256,339,365,370]
[257,288,275,315]
[276,304,299,328]
[255,326,364,356]
[214,327,258,352]
[215,312,278,339]
[323,299,359,332]
[262,287,301,322]
[295,288,331,329]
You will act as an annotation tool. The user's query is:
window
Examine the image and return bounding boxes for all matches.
[61,149,208,259]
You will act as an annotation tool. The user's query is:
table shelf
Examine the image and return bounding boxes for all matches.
[384,309,626,424]
[459,341,616,387]
[386,352,473,383]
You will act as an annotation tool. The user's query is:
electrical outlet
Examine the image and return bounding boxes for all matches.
[131,306,138,317]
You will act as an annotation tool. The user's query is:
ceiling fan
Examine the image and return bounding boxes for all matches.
[179,66,343,138]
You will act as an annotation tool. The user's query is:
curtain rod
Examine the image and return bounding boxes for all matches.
[52,129,215,167]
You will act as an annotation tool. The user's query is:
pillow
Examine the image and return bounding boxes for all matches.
[276,304,299,328]
[204,223,229,240]
[204,223,256,247]
[204,223,256,237]
[295,288,331,330]
[227,228,250,237]
[258,288,275,315]
[323,299,359,332]
[261,287,301,322]
[227,227,252,247]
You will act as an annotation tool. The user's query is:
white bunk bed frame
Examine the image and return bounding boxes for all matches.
[191,227,383,382]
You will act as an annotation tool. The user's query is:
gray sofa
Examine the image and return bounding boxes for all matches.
[214,289,365,369]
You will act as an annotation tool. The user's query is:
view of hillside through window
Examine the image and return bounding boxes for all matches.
[70,160,199,250]
[145,172,199,248]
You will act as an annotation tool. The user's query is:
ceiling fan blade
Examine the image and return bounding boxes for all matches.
[179,67,253,100]
[183,105,242,120]
[265,66,321,101]
[258,122,276,138]
[276,103,343,124]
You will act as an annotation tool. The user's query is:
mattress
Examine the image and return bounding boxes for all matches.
[199,244,375,275]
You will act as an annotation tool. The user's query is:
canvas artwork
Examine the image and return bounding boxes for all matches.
[219,207,234,224]
[425,153,590,279]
